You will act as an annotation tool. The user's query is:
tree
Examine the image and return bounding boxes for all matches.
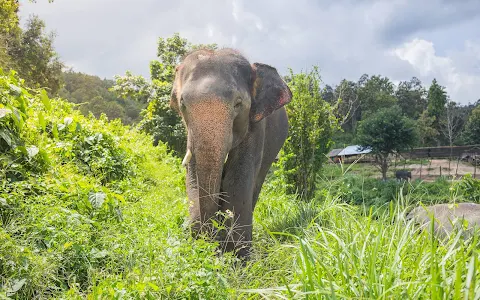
[6,15,64,94]
[321,84,335,103]
[276,67,339,199]
[0,0,19,35]
[60,70,144,125]
[0,0,20,69]
[333,79,359,132]
[110,70,153,104]
[462,106,480,145]
[111,33,217,157]
[440,101,465,148]
[357,74,397,120]
[356,106,418,181]
[395,77,427,119]
[426,78,447,140]
[416,110,439,147]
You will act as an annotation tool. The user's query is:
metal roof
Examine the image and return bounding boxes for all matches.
[338,145,372,156]
[327,148,343,157]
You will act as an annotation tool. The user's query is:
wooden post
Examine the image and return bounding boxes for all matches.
[440,166,442,177]
[475,159,477,179]
[448,158,451,177]
[420,159,423,180]
[456,158,460,179]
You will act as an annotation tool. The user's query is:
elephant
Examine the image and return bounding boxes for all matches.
[169,48,292,258]
[407,203,480,241]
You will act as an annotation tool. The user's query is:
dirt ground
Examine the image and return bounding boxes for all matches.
[402,159,479,181]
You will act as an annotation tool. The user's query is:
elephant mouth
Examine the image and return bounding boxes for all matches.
[182,148,229,168]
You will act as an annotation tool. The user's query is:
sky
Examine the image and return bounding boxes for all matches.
[18,0,480,105]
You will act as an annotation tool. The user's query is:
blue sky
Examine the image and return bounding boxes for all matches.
[19,0,480,104]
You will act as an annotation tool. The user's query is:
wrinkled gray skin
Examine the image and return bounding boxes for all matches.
[407,203,480,240]
[170,48,292,258]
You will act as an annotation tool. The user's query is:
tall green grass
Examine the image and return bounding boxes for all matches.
[243,187,480,299]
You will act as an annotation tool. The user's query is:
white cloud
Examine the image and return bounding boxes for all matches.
[17,0,480,104]
[392,38,480,103]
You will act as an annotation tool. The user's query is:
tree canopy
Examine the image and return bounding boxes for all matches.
[356,106,418,180]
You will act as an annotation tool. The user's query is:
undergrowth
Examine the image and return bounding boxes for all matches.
[1,69,480,299]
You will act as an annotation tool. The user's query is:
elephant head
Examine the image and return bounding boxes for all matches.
[170,48,291,237]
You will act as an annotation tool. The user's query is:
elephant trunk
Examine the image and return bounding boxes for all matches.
[185,101,232,235]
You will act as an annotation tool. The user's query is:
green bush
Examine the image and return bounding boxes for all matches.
[326,173,452,208]
[1,70,49,181]
[456,174,480,202]
[275,67,339,199]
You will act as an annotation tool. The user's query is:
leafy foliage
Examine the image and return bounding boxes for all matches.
[5,15,64,95]
[395,77,427,119]
[357,74,398,120]
[0,0,19,35]
[456,174,480,202]
[60,70,145,125]
[461,105,480,145]
[356,105,418,180]
[275,67,339,199]
[111,33,217,157]
[416,110,439,146]
[0,69,49,181]
[426,78,447,140]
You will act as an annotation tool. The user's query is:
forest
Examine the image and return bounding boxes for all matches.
[1,1,480,299]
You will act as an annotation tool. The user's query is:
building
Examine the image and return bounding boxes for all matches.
[328,145,372,163]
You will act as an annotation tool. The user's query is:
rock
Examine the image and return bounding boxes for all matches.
[407,203,480,240]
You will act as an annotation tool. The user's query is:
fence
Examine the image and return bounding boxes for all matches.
[331,145,480,181]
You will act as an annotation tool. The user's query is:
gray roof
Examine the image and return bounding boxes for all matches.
[327,148,343,157]
[328,145,372,157]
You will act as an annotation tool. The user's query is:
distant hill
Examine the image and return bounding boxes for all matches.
[58,70,145,125]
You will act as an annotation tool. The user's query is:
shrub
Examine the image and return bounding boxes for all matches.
[275,67,339,200]
[456,174,480,202]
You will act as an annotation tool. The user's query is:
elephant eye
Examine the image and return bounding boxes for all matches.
[234,99,242,109]
[180,96,186,110]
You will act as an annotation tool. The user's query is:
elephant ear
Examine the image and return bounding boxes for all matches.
[250,62,292,123]
[169,65,182,113]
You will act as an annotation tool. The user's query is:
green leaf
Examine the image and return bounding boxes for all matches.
[11,108,24,130]
[38,111,46,131]
[148,282,160,292]
[89,192,106,209]
[8,84,21,95]
[7,278,26,296]
[64,117,73,126]
[40,89,52,111]
[52,123,58,139]
[16,146,27,156]
[0,108,12,119]
[26,146,39,158]
[91,248,109,259]
[0,130,12,147]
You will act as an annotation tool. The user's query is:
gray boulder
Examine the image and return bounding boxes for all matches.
[407,203,480,240]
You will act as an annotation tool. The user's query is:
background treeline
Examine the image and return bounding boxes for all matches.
[0,1,144,125]
[323,75,480,148]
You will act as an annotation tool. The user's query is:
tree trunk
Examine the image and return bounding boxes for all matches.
[381,156,388,181]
